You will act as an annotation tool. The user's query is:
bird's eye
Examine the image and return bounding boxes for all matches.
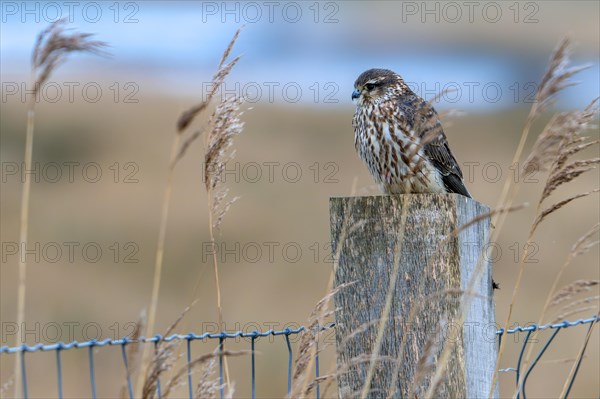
[364,83,376,91]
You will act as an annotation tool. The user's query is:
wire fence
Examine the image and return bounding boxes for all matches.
[1,315,598,399]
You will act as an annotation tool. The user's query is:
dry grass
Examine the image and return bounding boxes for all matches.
[136,27,244,397]
[13,18,108,398]
[31,19,108,95]
[7,20,598,399]
[324,37,598,399]
[313,197,522,397]
[490,38,589,239]
[550,280,599,307]
[552,295,600,323]
[141,303,194,398]
[1,377,13,397]
[289,291,337,398]
[484,38,599,398]
[559,311,599,398]
[129,301,249,399]
[407,38,600,399]
[8,22,254,398]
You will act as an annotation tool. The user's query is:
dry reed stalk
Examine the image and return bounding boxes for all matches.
[137,28,243,397]
[550,280,599,307]
[198,93,244,392]
[356,97,521,397]
[317,354,402,398]
[553,295,600,323]
[14,19,107,397]
[160,350,246,398]
[289,186,365,397]
[507,103,599,397]
[290,181,364,398]
[137,132,183,396]
[359,200,410,399]
[558,311,599,398]
[489,38,588,247]
[140,302,198,399]
[289,283,354,398]
[423,238,497,399]
[419,205,541,398]
[408,314,447,398]
[525,223,599,332]
[193,356,223,399]
[203,95,244,328]
[313,39,593,399]
[487,40,598,398]
[540,356,588,365]
[118,311,147,396]
[312,166,519,399]
[551,305,598,324]
[385,204,523,398]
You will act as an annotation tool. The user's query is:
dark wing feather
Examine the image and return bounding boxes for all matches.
[397,93,471,197]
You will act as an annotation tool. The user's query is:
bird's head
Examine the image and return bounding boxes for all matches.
[352,68,406,105]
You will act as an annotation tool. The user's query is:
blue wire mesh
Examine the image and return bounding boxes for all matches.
[1,317,597,398]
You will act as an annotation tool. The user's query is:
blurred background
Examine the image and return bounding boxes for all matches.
[1,1,599,397]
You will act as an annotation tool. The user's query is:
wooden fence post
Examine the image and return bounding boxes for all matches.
[330,194,498,398]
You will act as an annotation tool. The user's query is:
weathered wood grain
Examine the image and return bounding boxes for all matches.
[330,194,497,398]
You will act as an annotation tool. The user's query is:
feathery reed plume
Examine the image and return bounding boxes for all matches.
[1,376,13,397]
[533,189,599,232]
[523,100,599,175]
[31,18,108,94]
[289,283,353,398]
[535,39,590,113]
[289,311,334,398]
[203,96,244,231]
[196,56,244,394]
[571,223,600,258]
[14,19,107,397]
[159,350,245,398]
[557,295,600,313]
[140,339,179,399]
[137,28,243,397]
[193,356,222,399]
[536,99,599,201]
[517,223,600,390]
[176,28,242,135]
[489,39,599,397]
[550,280,599,307]
[141,302,195,399]
[550,289,599,335]
[490,38,588,244]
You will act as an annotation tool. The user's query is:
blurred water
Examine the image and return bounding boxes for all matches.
[1,1,599,110]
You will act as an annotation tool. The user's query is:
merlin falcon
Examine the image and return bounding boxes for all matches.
[352,68,471,197]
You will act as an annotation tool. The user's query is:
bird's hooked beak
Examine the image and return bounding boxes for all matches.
[351,89,361,100]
